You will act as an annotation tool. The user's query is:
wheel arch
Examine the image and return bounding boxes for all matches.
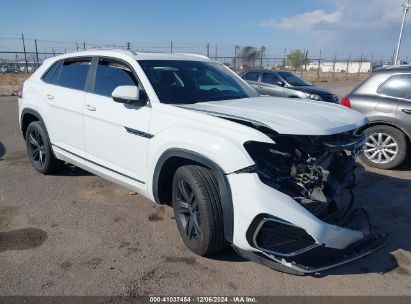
[153,148,234,243]
[21,108,46,139]
[356,121,411,142]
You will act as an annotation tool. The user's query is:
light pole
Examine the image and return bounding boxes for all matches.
[394,0,411,65]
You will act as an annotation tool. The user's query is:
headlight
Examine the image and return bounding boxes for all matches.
[304,93,322,101]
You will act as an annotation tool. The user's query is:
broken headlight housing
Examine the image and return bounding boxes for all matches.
[244,131,365,223]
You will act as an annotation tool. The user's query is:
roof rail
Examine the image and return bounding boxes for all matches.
[374,64,411,72]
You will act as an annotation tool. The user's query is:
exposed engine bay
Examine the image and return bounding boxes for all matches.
[243,131,365,226]
[232,130,389,275]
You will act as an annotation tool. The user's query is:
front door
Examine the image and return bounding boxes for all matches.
[83,57,151,191]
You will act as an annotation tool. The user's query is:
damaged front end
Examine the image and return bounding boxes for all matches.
[231,131,388,275]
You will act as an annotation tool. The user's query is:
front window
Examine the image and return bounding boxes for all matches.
[138,60,258,104]
[277,71,311,87]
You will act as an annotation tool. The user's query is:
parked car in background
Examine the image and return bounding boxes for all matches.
[240,69,339,103]
[341,65,411,169]
[1,66,15,73]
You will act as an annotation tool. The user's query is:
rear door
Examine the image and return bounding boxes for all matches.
[259,72,287,97]
[241,71,261,92]
[377,73,411,134]
[42,57,92,155]
[83,57,151,189]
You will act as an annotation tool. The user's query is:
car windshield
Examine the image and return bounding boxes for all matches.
[138,60,258,104]
[277,71,311,86]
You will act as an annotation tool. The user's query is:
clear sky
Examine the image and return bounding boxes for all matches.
[0,0,409,61]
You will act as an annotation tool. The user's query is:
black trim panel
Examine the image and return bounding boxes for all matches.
[124,127,154,138]
[52,144,145,184]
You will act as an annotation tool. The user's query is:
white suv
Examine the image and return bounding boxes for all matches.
[18,50,387,275]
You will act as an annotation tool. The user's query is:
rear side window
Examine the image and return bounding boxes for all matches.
[58,58,91,90]
[42,61,61,84]
[262,72,281,85]
[242,72,260,81]
[377,74,411,99]
[94,58,138,97]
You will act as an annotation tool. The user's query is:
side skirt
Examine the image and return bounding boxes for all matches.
[52,145,148,197]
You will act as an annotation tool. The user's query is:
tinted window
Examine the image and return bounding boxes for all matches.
[58,58,91,90]
[277,71,311,86]
[42,61,61,84]
[378,74,411,99]
[262,72,281,85]
[138,60,258,104]
[243,72,260,81]
[94,58,138,97]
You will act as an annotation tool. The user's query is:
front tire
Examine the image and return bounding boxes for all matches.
[25,121,63,174]
[172,165,227,256]
[360,125,408,169]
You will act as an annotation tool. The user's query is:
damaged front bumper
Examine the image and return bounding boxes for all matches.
[228,132,388,275]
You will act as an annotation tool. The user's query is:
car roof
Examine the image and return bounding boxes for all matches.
[44,49,211,62]
[373,64,411,74]
[242,69,290,73]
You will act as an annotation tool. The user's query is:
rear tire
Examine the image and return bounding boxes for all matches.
[172,165,227,256]
[360,125,407,169]
[25,121,63,174]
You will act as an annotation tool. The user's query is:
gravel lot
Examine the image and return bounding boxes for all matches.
[0,88,410,296]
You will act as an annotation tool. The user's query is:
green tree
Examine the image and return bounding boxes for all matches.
[286,49,305,71]
[239,46,260,68]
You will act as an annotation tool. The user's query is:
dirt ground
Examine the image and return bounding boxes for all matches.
[0,74,29,96]
[0,90,410,296]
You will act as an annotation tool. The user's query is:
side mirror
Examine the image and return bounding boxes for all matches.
[112,85,146,106]
[276,81,285,87]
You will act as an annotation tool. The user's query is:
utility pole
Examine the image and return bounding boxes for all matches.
[332,52,337,81]
[21,33,28,73]
[234,45,238,70]
[346,53,351,80]
[34,39,39,68]
[395,0,411,65]
[206,43,210,57]
[358,53,364,80]
[304,50,309,71]
[317,50,322,81]
[170,41,173,53]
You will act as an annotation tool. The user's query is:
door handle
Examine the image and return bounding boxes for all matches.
[46,94,54,100]
[85,104,97,111]
[402,109,411,114]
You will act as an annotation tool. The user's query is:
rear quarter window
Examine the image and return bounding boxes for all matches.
[377,74,411,99]
[242,72,260,81]
[42,61,61,84]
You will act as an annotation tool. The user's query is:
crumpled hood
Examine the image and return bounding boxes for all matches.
[178,96,367,136]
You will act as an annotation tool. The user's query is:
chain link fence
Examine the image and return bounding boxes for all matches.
[0,37,398,83]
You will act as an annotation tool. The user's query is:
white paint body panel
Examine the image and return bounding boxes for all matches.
[228,174,363,251]
[18,50,369,255]
[180,97,367,136]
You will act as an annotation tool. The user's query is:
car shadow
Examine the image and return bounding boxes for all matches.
[54,164,94,177]
[0,142,5,160]
[211,163,411,277]
[209,246,247,262]
[318,164,411,276]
